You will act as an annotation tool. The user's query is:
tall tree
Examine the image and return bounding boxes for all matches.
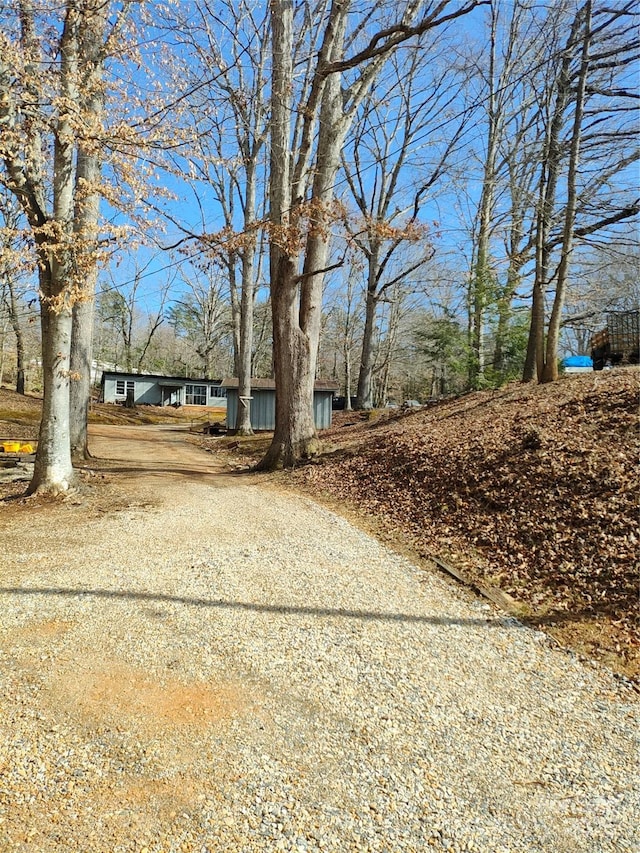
[0,190,31,394]
[167,259,230,378]
[523,0,639,382]
[463,0,543,388]
[260,0,485,469]
[157,0,270,434]
[1,2,87,492]
[0,0,142,492]
[98,263,170,374]
[69,0,108,459]
[341,44,463,408]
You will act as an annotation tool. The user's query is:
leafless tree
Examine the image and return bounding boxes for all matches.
[523,0,639,382]
[157,0,270,434]
[260,0,485,469]
[0,0,146,491]
[340,43,465,408]
[464,0,543,387]
[0,190,31,394]
[168,259,231,379]
[69,0,109,459]
[99,262,171,374]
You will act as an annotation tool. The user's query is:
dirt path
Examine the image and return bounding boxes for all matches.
[88,422,235,481]
[0,425,637,852]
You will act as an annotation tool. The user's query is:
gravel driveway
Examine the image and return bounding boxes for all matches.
[0,425,637,852]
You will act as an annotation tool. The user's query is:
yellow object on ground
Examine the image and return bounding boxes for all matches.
[2,442,20,453]
[19,444,34,454]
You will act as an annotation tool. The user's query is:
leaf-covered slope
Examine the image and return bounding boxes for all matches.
[302,371,639,674]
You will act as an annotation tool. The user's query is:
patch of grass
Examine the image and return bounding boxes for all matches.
[0,409,40,422]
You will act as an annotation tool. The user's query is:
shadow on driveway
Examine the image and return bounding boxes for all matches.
[0,585,512,628]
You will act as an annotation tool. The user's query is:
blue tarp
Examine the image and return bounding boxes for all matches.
[562,355,593,368]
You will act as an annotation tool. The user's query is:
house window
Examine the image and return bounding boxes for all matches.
[185,384,207,405]
[210,385,227,399]
[115,379,135,398]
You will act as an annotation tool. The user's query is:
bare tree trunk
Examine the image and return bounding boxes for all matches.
[123,306,134,372]
[471,178,496,386]
[469,1,499,389]
[375,289,401,406]
[356,246,380,409]
[542,0,590,383]
[70,296,94,458]
[235,251,255,434]
[261,0,483,466]
[256,1,299,467]
[344,363,352,409]
[356,293,378,408]
[69,148,100,459]
[28,4,80,494]
[5,275,26,394]
[0,316,7,388]
[260,0,347,467]
[340,267,358,410]
[69,2,107,460]
[260,257,319,467]
[493,141,531,380]
[228,253,241,377]
[343,329,352,411]
[235,165,258,435]
[30,266,75,494]
[523,8,583,382]
[259,0,326,467]
[523,180,548,382]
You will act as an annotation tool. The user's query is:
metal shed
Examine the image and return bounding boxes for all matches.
[223,378,338,431]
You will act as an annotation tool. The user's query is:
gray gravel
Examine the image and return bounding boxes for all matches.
[0,430,637,852]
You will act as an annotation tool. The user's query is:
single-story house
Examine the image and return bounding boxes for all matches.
[100,370,227,407]
[223,377,339,431]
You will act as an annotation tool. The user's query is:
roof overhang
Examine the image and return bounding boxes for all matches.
[222,377,339,392]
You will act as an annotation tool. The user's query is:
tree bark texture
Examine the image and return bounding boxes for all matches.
[261,1,348,468]
[356,288,378,409]
[259,0,318,467]
[522,8,582,382]
[69,2,107,459]
[259,257,319,468]
[28,4,80,492]
[30,267,76,494]
[235,165,258,435]
[469,1,499,389]
[70,295,95,460]
[541,1,591,383]
[5,273,26,394]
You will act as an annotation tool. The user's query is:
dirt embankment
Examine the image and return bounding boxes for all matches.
[286,371,639,680]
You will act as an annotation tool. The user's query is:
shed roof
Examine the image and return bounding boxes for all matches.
[222,377,339,391]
